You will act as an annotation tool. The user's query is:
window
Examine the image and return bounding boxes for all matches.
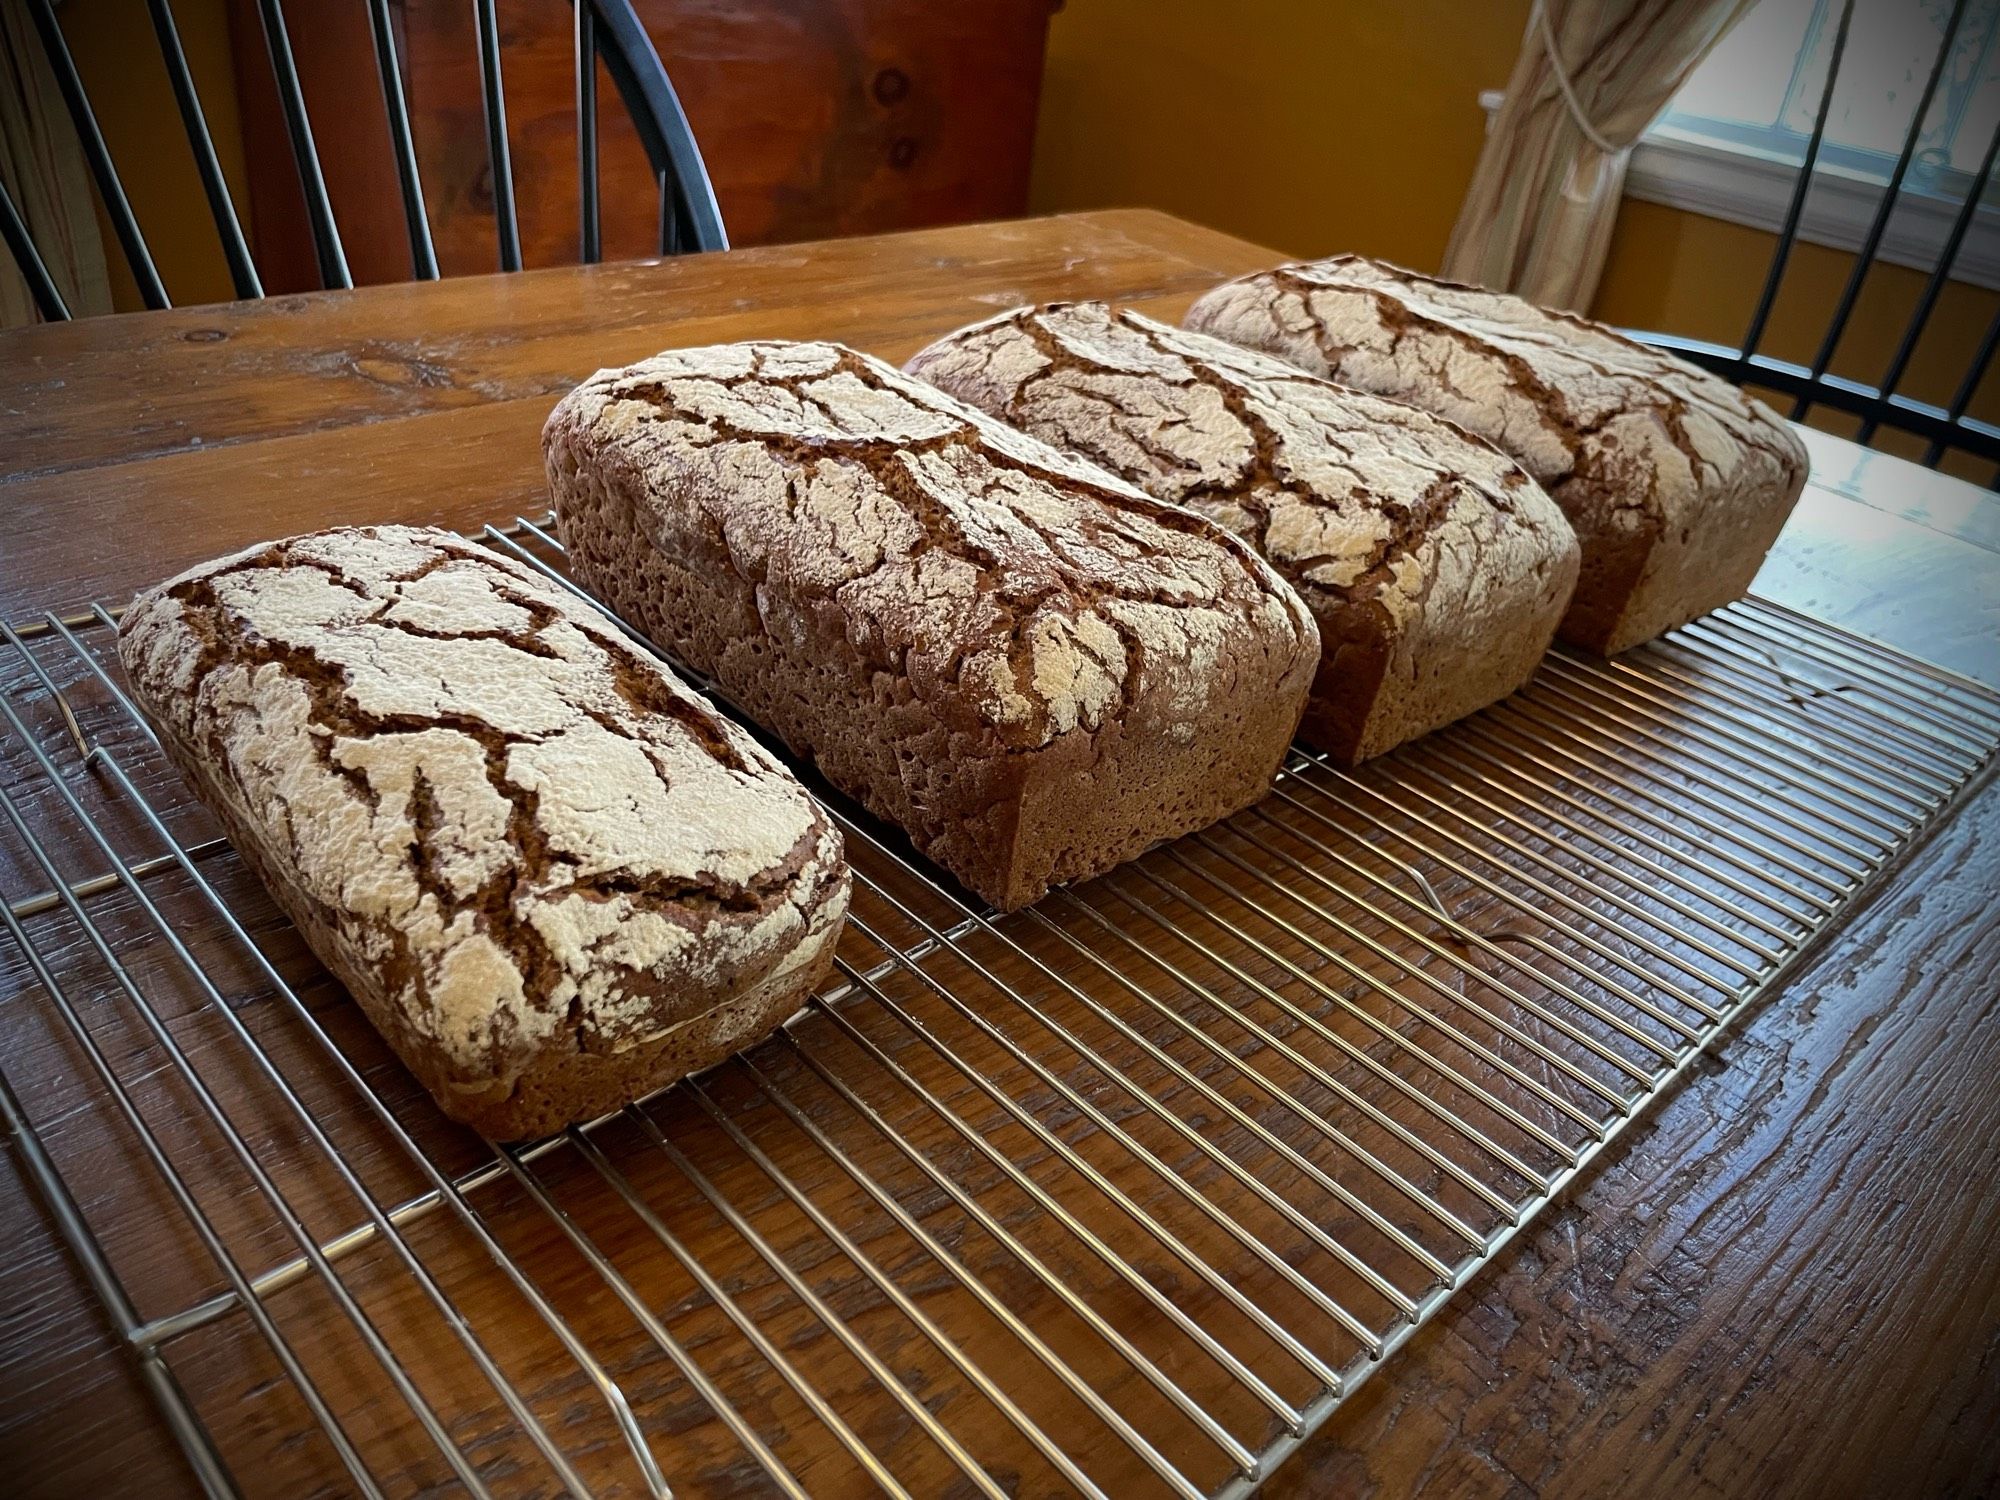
[1576,0,2000,287]
[1664,0,2000,201]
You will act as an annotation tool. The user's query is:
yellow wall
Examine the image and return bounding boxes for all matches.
[1030,0,1997,482]
[64,0,249,312]
[1031,0,1532,271]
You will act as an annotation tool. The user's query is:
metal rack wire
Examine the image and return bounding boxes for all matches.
[3,512,1996,1499]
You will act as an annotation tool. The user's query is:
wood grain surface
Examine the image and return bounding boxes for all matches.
[1,210,1997,1500]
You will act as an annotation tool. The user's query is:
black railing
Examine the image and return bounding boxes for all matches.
[1629,0,2000,479]
[5,0,727,321]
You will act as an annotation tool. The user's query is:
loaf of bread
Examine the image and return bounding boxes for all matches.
[116,525,850,1139]
[906,303,1580,763]
[544,340,1320,911]
[1184,255,1809,654]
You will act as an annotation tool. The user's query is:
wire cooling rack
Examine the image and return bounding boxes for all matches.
[3,514,1997,1500]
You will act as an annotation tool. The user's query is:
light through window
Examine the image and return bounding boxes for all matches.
[1663,0,2000,198]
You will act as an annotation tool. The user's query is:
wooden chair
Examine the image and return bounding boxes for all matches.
[1628,0,2000,474]
[0,0,727,321]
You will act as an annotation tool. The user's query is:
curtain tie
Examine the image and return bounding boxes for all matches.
[1535,0,1623,155]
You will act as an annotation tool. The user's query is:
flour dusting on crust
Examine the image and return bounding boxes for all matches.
[545,339,1321,910]
[116,525,850,1112]
[552,340,1317,750]
[906,303,1581,761]
[1183,255,1808,652]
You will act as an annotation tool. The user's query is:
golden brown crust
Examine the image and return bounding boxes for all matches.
[117,525,849,1138]
[544,340,1320,909]
[1185,255,1809,653]
[906,303,1580,762]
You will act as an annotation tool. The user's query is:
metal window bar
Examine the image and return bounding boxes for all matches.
[1740,0,1855,367]
[253,0,350,290]
[4,1,719,313]
[473,0,522,273]
[590,0,728,254]
[577,0,602,264]
[367,0,439,282]
[0,177,68,322]
[145,0,261,300]
[1632,0,2000,471]
[1791,0,1972,424]
[2,512,1995,1498]
[23,0,168,308]
[1862,112,2000,444]
[1925,301,2000,465]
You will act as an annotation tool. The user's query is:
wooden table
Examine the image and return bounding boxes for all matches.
[3,210,1997,1499]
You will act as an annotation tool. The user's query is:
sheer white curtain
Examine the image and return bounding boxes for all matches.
[1,0,112,324]
[1442,0,1757,310]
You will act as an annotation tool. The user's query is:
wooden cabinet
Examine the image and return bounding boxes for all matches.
[228,0,1058,290]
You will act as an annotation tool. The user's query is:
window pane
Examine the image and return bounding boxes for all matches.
[1672,0,1820,128]
[1946,6,2000,174]
[1782,0,2000,181]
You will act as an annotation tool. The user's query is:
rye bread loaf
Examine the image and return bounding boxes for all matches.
[906,303,1580,763]
[543,340,1320,911]
[116,525,850,1140]
[1184,255,1809,654]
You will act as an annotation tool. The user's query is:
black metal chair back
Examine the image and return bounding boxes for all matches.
[1,0,727,321]
[1629,0,2000,476]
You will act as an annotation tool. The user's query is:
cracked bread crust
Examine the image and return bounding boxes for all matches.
[116,525,850,1139]
[906,303,1581,763]
[1184,255,1809,654]
[544,340,1319,911]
